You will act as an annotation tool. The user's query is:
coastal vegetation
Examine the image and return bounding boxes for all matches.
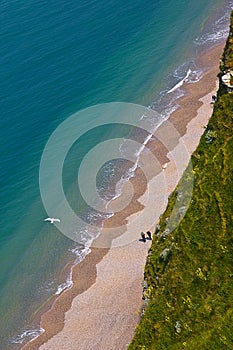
[129,12,233,350]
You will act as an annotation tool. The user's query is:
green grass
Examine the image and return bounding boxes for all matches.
[221,12,233,73]
[128,12,233,350]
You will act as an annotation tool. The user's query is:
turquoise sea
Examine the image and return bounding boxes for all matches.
[0,0,232,348]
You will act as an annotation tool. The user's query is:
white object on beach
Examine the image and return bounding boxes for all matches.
[221,70,233,89]
[44,217,61,224]
[162,163,168,170]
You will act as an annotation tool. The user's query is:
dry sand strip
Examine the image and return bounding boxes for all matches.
[22,43,224,350]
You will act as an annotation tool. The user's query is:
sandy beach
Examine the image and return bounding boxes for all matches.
[22,43,224,350]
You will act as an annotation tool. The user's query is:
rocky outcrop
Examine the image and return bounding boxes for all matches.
[221,70,233,91]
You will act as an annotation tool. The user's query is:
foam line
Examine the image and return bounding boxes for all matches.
[167,69,192,93]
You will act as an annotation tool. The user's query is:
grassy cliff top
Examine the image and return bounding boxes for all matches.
[129,12,233,350]
[221,11,233,72]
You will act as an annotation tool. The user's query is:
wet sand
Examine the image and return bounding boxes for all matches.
[22,43,224,350]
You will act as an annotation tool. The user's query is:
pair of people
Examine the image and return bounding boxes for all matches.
[141,231,152,242]
[211,95,217,103]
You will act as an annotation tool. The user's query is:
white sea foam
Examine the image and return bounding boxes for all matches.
[41,280,56,294]
[188,69,203,83]
[10,327,45,344]
[160,104,178,121]
[195,3,232,46]
[167,68,192,93]
[99,129,155,218]
[55,269,73,295]
[196,28,229,45]
[71,244,91,259]
[55,244,91,296]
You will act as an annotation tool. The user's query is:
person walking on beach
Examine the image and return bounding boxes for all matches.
[211,95,217,103]
[147,231,152,240]
[141,232,146,242]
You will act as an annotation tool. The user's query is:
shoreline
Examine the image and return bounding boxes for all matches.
[22,42,224,350]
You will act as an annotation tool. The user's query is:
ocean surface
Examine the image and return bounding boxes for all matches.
[0,0,232,348]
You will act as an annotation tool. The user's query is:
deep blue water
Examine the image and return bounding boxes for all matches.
[0,0,231,347]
